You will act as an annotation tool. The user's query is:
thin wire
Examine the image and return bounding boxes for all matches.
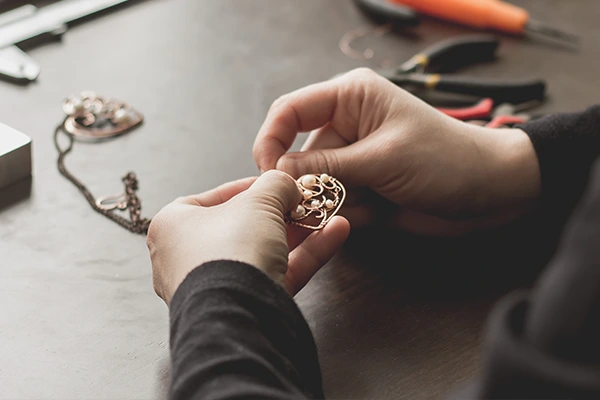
[338,24,393,67]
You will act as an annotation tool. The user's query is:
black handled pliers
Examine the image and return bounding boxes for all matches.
[353,0,420,30]
[352,1,546,104]
[374,34,546,103]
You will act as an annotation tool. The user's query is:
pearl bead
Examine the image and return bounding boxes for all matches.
[310,199,320,208]
[325,199,334,209]
[320,174,330,183]
[71,98,84,113]
[290,205,305,219]
[303,190,312,199]
[301,174,316,188]
[113,108,131,124]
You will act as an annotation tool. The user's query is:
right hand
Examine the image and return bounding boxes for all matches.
[253,68,541,237]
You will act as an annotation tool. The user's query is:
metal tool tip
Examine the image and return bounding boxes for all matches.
[526,20,580,44]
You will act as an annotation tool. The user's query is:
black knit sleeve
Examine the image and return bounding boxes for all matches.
[447,113,600,399]
[168,260,324,400]
[518,106,600,220]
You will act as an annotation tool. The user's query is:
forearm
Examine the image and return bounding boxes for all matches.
[169,261,323,400]
[473,105,600,222]
[472,124,541,216]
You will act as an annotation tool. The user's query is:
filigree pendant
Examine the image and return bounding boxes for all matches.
[62,91,143,140]
[286,173,346,230]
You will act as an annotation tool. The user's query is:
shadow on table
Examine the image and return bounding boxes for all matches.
[342,211,560,302]
[0,177,32,213]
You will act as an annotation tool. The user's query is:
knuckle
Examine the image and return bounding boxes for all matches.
[251,170,299,210]
[262,169,297,197]
[270,93,291,111]
[261,168,287,181]
[173,196,188,204]
[348,67,378,81]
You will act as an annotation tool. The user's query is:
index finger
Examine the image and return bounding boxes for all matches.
[253,79,340,172]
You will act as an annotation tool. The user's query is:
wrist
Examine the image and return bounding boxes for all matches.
[476,127,542,215]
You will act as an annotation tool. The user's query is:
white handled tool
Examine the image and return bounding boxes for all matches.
[0,0,132,83]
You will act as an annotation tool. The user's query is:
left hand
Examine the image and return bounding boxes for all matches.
[147,170,351,305]
[252,69,540,236]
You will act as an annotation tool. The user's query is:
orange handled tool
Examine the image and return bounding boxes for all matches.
[388,0,578,43]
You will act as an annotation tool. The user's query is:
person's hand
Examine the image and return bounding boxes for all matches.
[253,68,541,236]
[147,170,350,305]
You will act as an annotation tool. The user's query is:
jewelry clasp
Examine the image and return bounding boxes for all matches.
[96,193,128,211]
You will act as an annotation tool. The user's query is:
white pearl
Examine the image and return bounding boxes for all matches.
[71,98,84,113]
[320,174,330,183]
[325,199,334,209]
[302,190,312,199]
[301,175,316,188]
[290,205,305,219]
[310,199,320,208]
[114,108,131,124]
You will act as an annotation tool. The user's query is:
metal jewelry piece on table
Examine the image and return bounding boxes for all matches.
[54,91,151,234]
[95,193,128,211]
[62,92,143,139]
[339,24,394,67]
[286,174,346,230]
[339,0,420,68]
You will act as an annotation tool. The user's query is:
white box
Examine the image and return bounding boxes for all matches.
[0,122,31,191]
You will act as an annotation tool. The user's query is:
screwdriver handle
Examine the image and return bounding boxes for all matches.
[389,0,529,35]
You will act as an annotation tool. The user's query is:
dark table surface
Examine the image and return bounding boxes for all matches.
[1,1,597,399]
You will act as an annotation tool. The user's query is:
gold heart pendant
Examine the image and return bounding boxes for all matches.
[286,173,346,230]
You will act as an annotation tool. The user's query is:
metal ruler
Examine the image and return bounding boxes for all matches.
[0,0,132,83]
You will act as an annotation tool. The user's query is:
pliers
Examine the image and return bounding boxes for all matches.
[352,0,419,30]
[351,1,547,106]
[437,98,540,128]
[373,34,546,104]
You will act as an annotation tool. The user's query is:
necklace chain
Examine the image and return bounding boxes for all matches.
[54,122,151,234]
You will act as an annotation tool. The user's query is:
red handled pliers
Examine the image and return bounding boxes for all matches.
[437,98,540,128]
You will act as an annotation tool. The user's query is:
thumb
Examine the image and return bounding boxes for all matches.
[275,140,377,187]
[246,170,302,214]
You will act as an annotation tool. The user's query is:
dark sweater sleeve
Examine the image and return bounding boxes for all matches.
[518,105,600,222]
[448,120,600,399]
[168,260,323,400]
